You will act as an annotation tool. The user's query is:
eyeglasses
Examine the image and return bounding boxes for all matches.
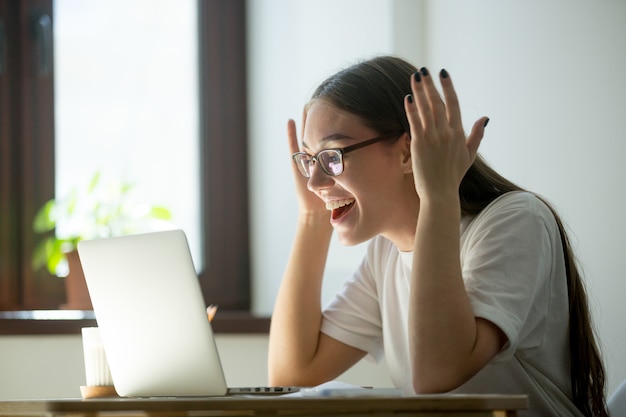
[292,131,404,178]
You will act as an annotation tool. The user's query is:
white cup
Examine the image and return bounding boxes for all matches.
[81,327,114,387]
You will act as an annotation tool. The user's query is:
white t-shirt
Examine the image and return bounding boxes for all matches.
[321,191,584,417]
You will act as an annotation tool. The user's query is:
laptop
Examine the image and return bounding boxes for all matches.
[77,229,298,397]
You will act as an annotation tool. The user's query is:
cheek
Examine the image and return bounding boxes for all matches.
[359,158,405,190]
[354,172,404,209]
[344,152,405,197]
[370,175,411,215]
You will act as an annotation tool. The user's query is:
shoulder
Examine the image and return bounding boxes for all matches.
[463,191,560,244]
[364,236,404,273]
[367,235,397,253]
[486,191,549,212]
[475,191,556,227]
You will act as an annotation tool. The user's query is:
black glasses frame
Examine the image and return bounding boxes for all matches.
[292,131,404,178]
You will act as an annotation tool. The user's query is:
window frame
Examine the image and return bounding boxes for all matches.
[0,0,64,311]
[0,0,257,332]
[197,0,250,310]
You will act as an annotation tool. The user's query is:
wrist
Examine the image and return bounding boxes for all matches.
[418,192,461,218]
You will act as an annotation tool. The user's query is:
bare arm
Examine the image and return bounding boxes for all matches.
[405,68,506,393]
[267,119,366,386]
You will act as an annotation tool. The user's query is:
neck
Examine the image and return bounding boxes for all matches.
[384,184,419,252]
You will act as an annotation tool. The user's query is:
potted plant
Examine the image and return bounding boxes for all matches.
[32,171,174,309]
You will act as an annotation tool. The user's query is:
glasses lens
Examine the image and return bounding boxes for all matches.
[292,153,312,177]
[318,150,343,176]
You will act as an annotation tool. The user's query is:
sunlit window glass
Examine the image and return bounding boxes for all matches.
[53,0,202,269]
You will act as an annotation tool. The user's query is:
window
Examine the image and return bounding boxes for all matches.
[0,1,252,322]
[54,0,202,273]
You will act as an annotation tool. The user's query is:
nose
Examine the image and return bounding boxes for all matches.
[306,162,334,193]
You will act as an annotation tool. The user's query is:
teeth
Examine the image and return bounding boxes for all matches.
[326,198,355,211]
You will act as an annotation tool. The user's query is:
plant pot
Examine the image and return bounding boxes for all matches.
[60,250,93,310]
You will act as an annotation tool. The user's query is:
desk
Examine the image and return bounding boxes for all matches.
[0,395,527,417]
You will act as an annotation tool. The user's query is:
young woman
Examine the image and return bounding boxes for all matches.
[267,56,607,417]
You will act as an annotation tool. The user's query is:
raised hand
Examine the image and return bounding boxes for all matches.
[404,68,488,201]
[287,113,328,218]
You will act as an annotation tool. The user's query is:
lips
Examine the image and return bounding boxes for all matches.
[326,198,355,220]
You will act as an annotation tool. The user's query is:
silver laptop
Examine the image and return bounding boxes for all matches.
[78,229,297,397]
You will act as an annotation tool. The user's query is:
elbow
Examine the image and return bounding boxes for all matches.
[412,377,453,395]
[411,365,474,394]
[267,371,287,387]
[268,360,297,387]
[268,363,324,388]
[267,365,280,386]
[268,367,300,387]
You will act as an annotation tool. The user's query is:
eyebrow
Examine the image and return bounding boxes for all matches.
[301,133,356,150]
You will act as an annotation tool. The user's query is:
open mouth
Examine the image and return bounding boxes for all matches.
[326,198,355,220]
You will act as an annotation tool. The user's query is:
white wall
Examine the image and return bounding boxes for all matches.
[1,0,625,400]
[0,335,391,399]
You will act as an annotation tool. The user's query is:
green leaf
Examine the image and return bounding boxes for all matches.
[46,239,67,276]
[33,200,56,233]
[87,171,101,193]
[120,181,135,195]
[67,189,78,215]
[150,206,172,220]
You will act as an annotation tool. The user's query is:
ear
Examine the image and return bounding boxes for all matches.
[400,133,412,174]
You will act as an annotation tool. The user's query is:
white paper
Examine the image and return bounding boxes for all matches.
[288,381,403,398]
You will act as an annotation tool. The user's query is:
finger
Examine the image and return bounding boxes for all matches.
[206,305,218,322]
[466,117,490,159]
[419,67,447,127]
[411,71,435,131]
[439,69,462,130]
[287,118,312,184]
[404,93,424,140]
[287,119,300,155]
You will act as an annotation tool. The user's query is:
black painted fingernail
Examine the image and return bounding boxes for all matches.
[407,94,414,103]
[440,68,449,79]
[484,118,490,127]
[420,67,429,76]
[413,72,421,83]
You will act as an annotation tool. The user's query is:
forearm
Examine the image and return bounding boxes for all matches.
[268,211,333,384]
[409,195,480,392]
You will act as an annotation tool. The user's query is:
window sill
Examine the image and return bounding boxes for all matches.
[0,311,270,335]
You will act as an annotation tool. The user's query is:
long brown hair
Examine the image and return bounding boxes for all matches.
[312,55,608,416]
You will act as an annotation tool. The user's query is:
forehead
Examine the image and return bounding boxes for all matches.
[302,100,377,149]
